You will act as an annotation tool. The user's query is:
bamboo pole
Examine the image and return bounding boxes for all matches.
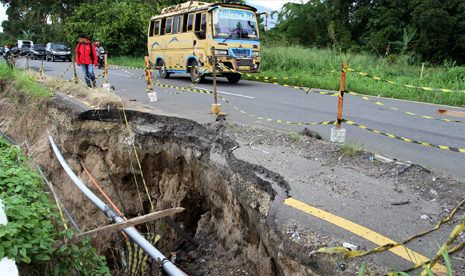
[53,207,184,247]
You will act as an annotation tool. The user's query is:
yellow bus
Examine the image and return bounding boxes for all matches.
[147,1,261,83]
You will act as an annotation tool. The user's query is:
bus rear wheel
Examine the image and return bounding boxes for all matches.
[190,60,204,83]
[158,60,170,79]
[226,73,241,83]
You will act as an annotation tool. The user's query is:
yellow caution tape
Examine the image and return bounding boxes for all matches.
[347,92,465,123]
[347,68,465,93]
[218,95,336,126]
[342,119,465,153]
[218,64,338,96]
[126,233,161,276]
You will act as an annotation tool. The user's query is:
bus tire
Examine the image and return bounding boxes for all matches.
[158,60,170,79]
[190,60,204,83]
[226,73,241,83]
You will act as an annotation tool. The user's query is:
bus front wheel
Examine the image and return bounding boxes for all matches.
[190,60,204,83]
[226,73,241,83]
[158,60,170,79]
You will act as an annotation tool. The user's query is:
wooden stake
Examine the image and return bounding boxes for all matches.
[144,56,154,92]
[211,46,217,105]
[336,62,348,130]
[104,53,108,83]
[72,58,78,84]
[437,109,465,118]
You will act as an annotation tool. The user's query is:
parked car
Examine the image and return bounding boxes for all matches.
[11,46,21,56]
[20,45,31,56]
[29,44,46,60]
[46,42,72,62]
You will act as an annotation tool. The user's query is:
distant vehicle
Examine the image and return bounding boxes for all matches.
[18,40,33,49]
[20,45,31,56]
[11,46,21,56]
[0,47,4,55]
[45,42,72,62]
[30,44,46,60]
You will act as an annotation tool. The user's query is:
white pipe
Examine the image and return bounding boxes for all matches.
[48,135,185,276]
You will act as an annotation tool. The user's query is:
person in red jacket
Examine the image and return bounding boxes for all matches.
[76,33,98,88]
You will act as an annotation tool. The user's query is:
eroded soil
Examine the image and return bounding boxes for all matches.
[1,78,465,276]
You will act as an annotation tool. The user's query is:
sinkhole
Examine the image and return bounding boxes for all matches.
[0,92,328,275]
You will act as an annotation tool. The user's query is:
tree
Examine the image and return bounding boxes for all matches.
[63,2,154,56]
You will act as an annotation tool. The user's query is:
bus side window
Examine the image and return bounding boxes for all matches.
[177,15,183,34]
[194,13,201,32]
[154,20,160,36]
[200,13,206,39]
[161,18,166,35]
[187,13,194,32]
[166,17,173,34]
[183,14,188,32]
[173,16,179,34]
[149,20,155,37]
[194,13,206,39]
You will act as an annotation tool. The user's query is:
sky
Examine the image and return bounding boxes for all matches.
[0,1,309,33]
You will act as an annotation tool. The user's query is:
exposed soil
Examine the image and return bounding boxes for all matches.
[1,78,465,276]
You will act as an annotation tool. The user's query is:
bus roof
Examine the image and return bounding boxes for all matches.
[154,1,257,19]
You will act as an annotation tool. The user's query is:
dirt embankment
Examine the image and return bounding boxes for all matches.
[2,79,465,276]
[0,81,341,276]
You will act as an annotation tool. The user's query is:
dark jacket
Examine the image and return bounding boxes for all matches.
[75,39,98,66]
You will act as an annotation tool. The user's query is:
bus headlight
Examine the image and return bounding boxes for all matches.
[252,51,260,57]
[215,49,229,56]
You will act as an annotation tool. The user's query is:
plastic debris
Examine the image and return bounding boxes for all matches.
[342,242,358,251]
[420,214,431,221]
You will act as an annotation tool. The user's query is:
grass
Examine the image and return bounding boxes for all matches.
[339,140,365,156]
[107,55,146,68]
[285,131,302,140]
[107,47,465,108]
[247,46,465,108]
[0,61,121,108]
[0,62,52,99]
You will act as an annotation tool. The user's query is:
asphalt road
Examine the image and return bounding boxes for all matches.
[28,58,465,179]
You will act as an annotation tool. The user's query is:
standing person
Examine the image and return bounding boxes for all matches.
[75,33,98,88]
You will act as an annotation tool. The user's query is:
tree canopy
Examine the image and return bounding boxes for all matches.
[270,0,465,65]
[1,0,464,65]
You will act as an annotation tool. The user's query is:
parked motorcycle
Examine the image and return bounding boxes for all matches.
[97,49,107,69]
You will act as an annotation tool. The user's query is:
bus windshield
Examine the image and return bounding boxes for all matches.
[213,8,258,41]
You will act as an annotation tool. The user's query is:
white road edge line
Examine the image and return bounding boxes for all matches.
[112,73,133,78]
[193,86,255,99]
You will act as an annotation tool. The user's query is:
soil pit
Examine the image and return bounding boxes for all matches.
[0,89,339,276]
[2,82,465,276]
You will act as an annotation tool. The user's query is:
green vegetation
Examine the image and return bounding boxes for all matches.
[0,137,111,275]
[285,131,302,140]
[0,63,52,99]
[339,140,365,157]
[244,46,465,108]
[108,56,146,68]
[269,0,465,65]
[103,46,465,108]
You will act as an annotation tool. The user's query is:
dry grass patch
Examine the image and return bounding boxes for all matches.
[31,70,122,108]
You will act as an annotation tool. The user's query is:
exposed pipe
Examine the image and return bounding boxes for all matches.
[48,135,185,276]
[36,165,81,232]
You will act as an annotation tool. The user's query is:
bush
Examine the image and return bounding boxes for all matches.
[0,137,110,275]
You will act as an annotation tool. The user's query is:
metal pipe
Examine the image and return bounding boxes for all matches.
[36,165,81,232]
[48,135,185,276]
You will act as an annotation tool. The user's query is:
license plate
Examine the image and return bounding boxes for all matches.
[238,66,250,70]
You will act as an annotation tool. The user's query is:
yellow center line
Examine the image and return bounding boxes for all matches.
[284,198,448,275]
